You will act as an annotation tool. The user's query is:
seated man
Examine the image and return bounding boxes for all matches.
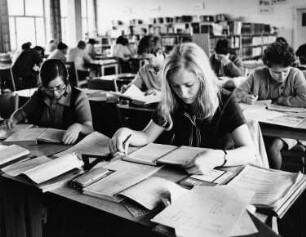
[122,35,165,95]
[234,41,306,169]
[210,38,244,78]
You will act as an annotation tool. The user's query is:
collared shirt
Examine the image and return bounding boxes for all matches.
[21,84,92,128]
[131,64,162,91]
[67,47,92,71]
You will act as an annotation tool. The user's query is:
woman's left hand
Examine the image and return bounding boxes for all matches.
[62,123,81,144]
[183,149,224,175]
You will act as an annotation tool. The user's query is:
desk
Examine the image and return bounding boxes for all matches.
[0,140,288,237]
[89,59,119,76]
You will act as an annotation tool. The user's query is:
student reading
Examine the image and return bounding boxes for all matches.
[122,34,166,95]
[110,43,256,174]
[234,41,306,169]
[4,59,94,144]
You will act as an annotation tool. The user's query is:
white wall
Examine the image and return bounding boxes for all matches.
[96,0,306,47]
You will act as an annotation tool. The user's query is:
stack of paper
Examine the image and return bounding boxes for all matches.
[151,186,254,237]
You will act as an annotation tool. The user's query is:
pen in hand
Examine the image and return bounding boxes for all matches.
[113,134,132,157]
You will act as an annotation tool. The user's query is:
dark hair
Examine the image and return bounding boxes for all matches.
[275,37,288,45]
[296,43,306,64]
[215,38,230,55]
[57,42,68,50]
[22,42,32,50]
[137,35,162,55]
[262,42,295,67]
[116,36,129,46]
[87,38,96,45]
[39,59,68,87]
[33,46,45,58]
[77,40,86,49]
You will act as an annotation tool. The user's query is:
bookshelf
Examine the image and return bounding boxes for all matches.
[108,16,277,61]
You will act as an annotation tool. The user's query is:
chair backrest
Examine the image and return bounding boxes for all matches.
[0,93,19,119]
[87,78,117,91]
[0,66,16,92]
[65,62,79,87]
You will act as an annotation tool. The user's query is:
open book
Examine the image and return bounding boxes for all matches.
[228,164,306,217]
[1,153,84,192]
[123,143,208,166]
[0,124,33,140]
[111,84,161,105]
[0,144,30,168]
[82,159,162,203]
[4,127,66,144]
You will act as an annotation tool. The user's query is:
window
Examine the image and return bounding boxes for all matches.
[8,0,46,52]
[60,0,68,43]
[81,0,89,39]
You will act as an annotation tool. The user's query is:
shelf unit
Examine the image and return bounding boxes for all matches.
[94,36,112,56]
[109,17,277,61]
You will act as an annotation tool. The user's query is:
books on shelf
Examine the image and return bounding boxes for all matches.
[0,144,30,168]
[228,164,306,217]
[123,143,208,166]
[111,84,161,105]
[4,127,66,145]
[1,153,84,192]
[82,159,162,203]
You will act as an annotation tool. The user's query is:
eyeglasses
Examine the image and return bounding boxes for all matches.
[44,84,66,93]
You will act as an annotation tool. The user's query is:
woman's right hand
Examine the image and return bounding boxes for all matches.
[109,128,132,155]
[3,118,16,130]
[120,84,130,93]
[245,94,258,104]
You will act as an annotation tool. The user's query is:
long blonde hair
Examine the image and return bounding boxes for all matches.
[158,43,220,130]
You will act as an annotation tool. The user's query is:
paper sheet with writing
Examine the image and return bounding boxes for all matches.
[55,132,110,157]
[151,186,254,237]
[228,165,303,208]
[267,104,306,113]
[0,124,33,140]
[120,177,188,210]
[4,128,46,143]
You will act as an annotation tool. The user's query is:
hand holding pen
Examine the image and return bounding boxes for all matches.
[246,94,258,105]
[109,128,132,156]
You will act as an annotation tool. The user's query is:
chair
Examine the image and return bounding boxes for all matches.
[65,62,79,87]
[282,144,306,173]
[0,93,19,119]
[87,78,117,91]
[0,66,16,92]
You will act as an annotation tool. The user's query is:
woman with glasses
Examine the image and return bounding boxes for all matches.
[234,41,306,169]
[110,43,256,175]
[5,59,94,144]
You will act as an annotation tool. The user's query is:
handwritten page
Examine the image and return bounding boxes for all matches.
[123,143,177,165]
[158,146,208,166]
[55,132,110,157]
[228,165,303,208]
[152,186,254,237]
[261,114,306,128]
[23,153,83,184]
[120,177,188,210]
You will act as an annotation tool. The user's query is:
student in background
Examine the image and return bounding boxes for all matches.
[85,38,96,59]
[110,43,256,174]
[5,59,93,144]
[234,41,306,169]
[275,37,288,45]
[12,41,32,63]
[48,42,68,63]
[296,43,306,71]
[210,38,244,78]
[46,39,58,55]
[67,40,94,78]
[12,45,44,90]
[111,35,132,73]
[122,34,165,95]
